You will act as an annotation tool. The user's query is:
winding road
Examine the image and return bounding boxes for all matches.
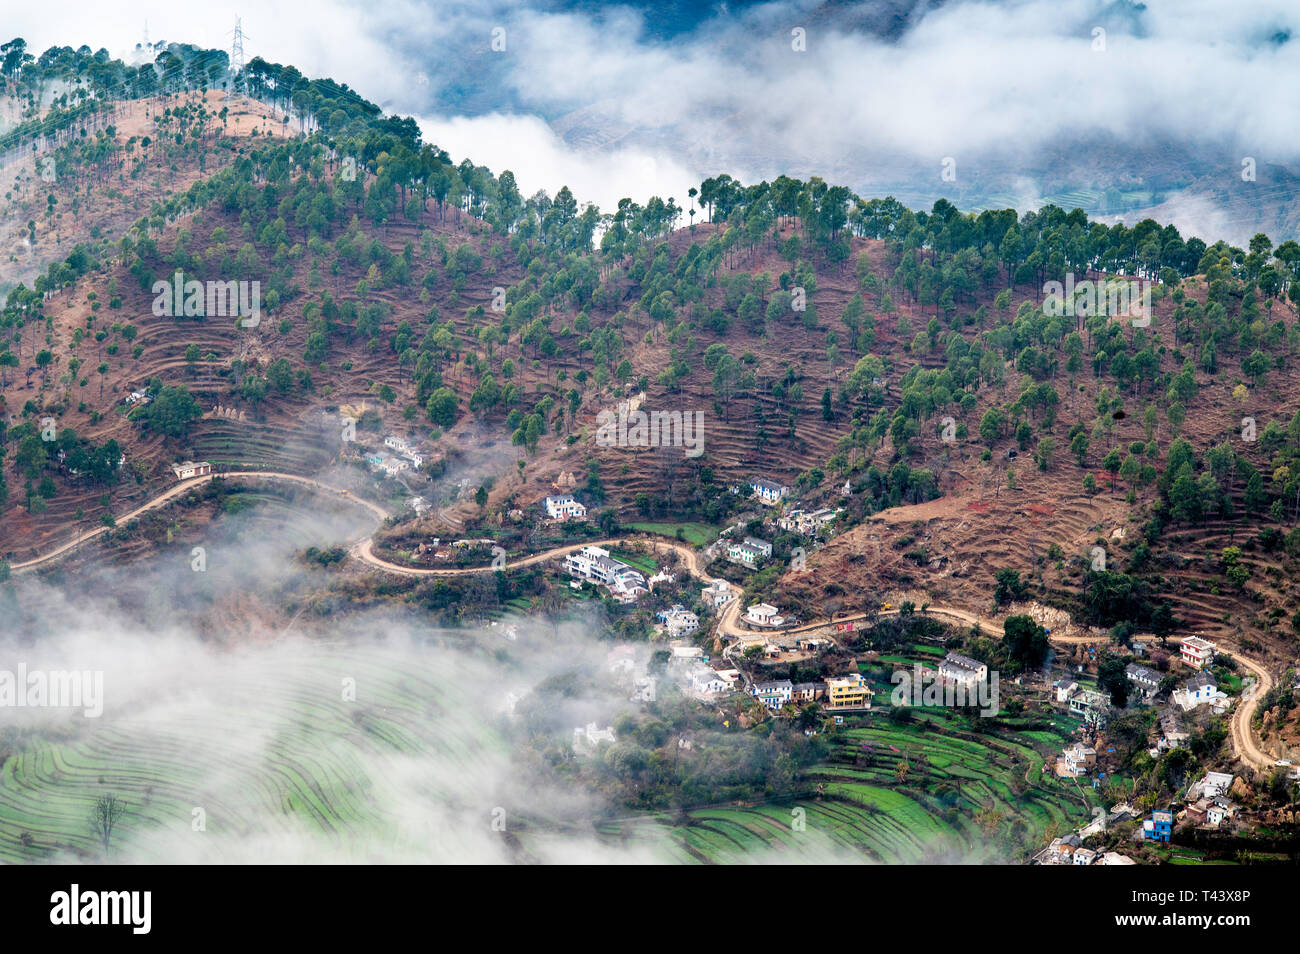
[7,469,1281,771]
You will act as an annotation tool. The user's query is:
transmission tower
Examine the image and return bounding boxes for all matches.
[228,17,248,101]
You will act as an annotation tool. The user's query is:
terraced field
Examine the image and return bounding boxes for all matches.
[0,646,504,863]
[609,707,1096,863]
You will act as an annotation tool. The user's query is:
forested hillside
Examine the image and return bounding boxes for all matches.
[2,38,1300,753]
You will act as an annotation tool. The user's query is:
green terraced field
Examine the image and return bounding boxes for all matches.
[0,647,505,863]
[618,709,1096,863]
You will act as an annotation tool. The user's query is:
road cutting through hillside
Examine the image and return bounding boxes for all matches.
[7,470,1279,772]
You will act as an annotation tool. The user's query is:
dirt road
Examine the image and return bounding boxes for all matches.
[9,471,1280,772]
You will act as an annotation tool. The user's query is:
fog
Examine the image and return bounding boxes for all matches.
[0,495,871,864]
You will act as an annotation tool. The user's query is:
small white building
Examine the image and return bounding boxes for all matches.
[688,665,731,697]
[572,722,616,754]
[704,579,734,607]
[744,603,783,627]
[1173,672,1228,712]
[749,478,789,505]
[659,605,700,638]
[728,540,768,568]
[544,494,588,520]
[1126,663,1162,699]
[939,652,988,688]
[1191,772,1236,800]
[751,680,793,710]
[171,460,213,480]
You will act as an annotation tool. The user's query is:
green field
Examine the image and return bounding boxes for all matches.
[626,522,720,546]
[0,647,505,863]
[609,708,1096,863]
[610,550,658,574]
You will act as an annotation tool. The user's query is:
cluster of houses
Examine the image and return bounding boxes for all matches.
[1041,837,1137,866]
[544,494,588,521]
[362,434,426,478]
[665,646,741,699]
[1137,772,1241,842]
[384,434,425,469]
[749,672,874,712]
[1181,772,1240,830]
[1037,803,1140,864]
[1124,639,1233,714]
[124,388,152,407]
[774,507,840,536]
[564,545,649,604]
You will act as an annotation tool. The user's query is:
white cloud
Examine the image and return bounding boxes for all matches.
[417,111,706,214]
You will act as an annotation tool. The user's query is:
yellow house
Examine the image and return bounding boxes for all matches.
[825,673,873,710]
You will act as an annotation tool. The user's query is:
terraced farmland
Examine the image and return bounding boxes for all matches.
[623,709,1096,863]
[0,646,504,863]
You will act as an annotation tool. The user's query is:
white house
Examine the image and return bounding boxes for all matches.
[612,567,648,597]
[1055,679,1079,703]
[572,722,616,754]
[751,680,793,709]
[1126,663,1162,699]
[749,478,789,505]
[1058,743,1097,778]
[1072,847,1097,866]
[1180,636,1216,670]
[939,652,987,688]
[704,579,734,607]
[670,613,702,634]
[688,665,730,697]
[565,546,622,584]
[658,605,700,638]
[383,434,424,468]
[1191,772,1236,800]
[171,460,213,480]
[1173,673,1228,712]
[728,540,768,568]
[1206,800,1236,828]
[544,494,588,521]
[365,453,407,477]
[744,603,783,627]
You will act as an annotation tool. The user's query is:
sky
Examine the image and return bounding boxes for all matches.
[7,0,1300,235]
